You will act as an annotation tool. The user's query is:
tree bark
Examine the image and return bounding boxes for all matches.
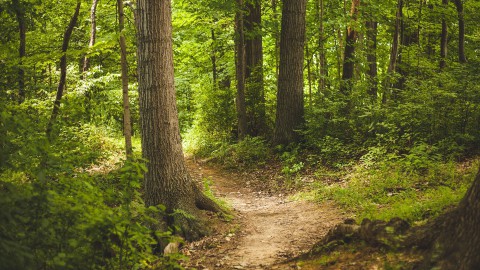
[453,0,466,63]
[12,0,26,103]
[244,0,266,136]
[83,0,99,75]
[272,0,306,146]
[439,0,448,69]
[46,1,81,138]
[135,0,220,240]
[421,167,480,269]
[117,0,132,157]
[235,0,248,140]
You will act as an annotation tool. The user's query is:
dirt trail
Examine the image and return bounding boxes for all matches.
[185,160,345,269]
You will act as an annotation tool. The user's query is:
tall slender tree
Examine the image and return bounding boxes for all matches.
[383,0,402,104]
[46,1,81,138]
[273,0,307,146]
[117,0,132,157]
[82,0,98,75]
[452,0,466,63]
[439,0,448,69]
[135,0,220,240]
[366,17,378,101]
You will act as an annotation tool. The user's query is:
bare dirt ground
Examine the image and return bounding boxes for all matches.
[183,159,345,269]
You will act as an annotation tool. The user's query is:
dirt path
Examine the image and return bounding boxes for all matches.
[184,160,345,269]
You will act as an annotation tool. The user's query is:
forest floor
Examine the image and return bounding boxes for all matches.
[182,158,346,269]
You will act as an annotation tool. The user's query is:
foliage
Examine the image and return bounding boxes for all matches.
[208,136,269,169]
[310,155,479,223]
[0,157,181,269]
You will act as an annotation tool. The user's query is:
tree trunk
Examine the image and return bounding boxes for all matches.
[271,0,279,79]
[439,0,448,69]
[272,0,306,146]
[244,0,266,136]
[83,0,99,75]
[383,0,402,104]
[117,0,132,157]
[366,19,378,101]
[235,0,248,140]
[12,0,26,103]
[46,1,81,138]
[340,0,360,97]
[453,0,466,63]
[135,0,220,240]
[317,0,327,94]
[421,167,480,269]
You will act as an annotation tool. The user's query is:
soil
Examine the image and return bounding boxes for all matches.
[183,159,345,269]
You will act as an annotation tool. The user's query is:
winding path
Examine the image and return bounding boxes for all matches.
[185,159,344,269]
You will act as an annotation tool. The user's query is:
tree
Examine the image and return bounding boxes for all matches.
[383,0,402,104]
[272,0,307,146]
[135,0,220,240]
[82,0,98,75]
[244,0,266,136]
[235,0,248,139]
[439,0,448,69]
[117,0,132,157]
[365,15,378,101]
[340,0,360,97]
[452,0,466,63]
[46,1,81,138]
[12,0,26,103]
[421,166,480,269]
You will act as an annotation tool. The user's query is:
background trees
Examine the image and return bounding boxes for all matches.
[0,0,480,267]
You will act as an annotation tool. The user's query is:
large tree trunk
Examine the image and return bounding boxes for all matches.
[46,1,81,138]
[339,0,360,97]
[272,0,306,146]
[117,0,132,157]
[12,0,26,103]
[453,0,466,63]
[135,0,220,240]
[439,0,448,69]
[235,0,247,140]
[244,0,266,136]
[83,0,99,75]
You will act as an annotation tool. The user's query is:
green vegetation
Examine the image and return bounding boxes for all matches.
[2,0,480,268]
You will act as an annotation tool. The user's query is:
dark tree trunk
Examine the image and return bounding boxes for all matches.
[46,1,81,138]
[340,0,360,97]
[12,0,26,103]
[135,0,220,240]
[383,0,402,104]
[439,0,448,69]
[272,0,306,146]
[244,0,266,136]
[366,20,378,101]
[235,0,247,140]
[83,0,99,75]
[117,0,132,157]
[421,167,480,269]
[453,0,466,63]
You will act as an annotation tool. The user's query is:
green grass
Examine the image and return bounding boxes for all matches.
[308,159,478,223]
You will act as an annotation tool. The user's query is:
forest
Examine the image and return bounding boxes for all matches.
[1,0,480,269]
